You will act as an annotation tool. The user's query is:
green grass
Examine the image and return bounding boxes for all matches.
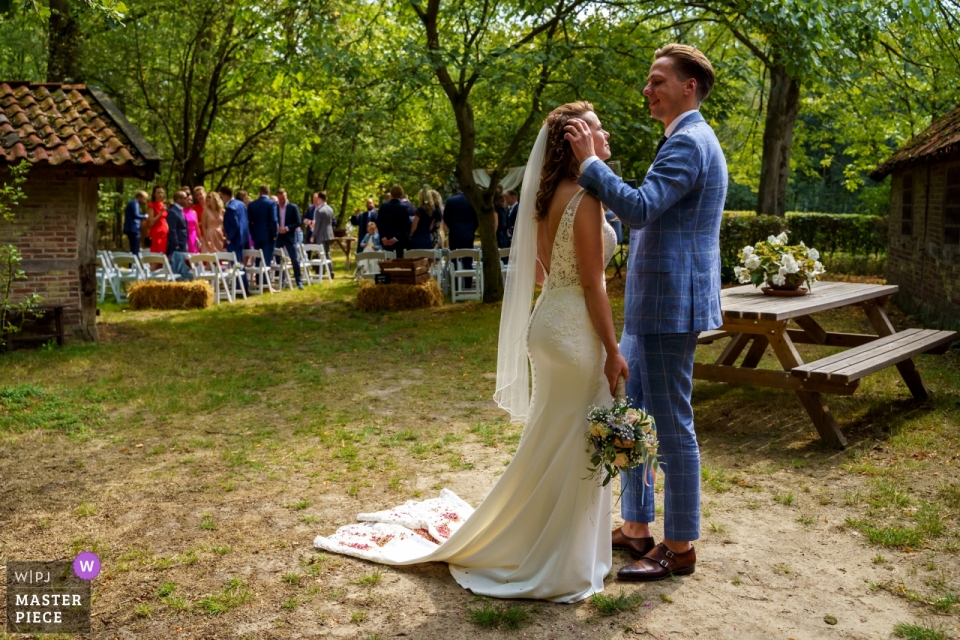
[195,578,252,616]
[468,600,535,629]
[357,569,382,586]
[589,589,643,616]
[200,514,216,530]
[892,622,948,640]
[773,492,794,506]
[154,581,176,598]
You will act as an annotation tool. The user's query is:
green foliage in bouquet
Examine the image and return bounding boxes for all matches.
[586,399,659,487]
[733,231,826,290]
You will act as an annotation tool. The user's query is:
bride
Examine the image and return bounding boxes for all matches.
[314,101,629,603]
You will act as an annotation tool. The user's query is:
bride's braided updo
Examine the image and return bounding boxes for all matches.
[535,101,593,221]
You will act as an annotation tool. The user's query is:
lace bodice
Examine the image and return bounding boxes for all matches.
[542,189,617,290]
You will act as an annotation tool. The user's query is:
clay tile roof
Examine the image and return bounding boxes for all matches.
[0,81,160,178]
[871,105,960,180]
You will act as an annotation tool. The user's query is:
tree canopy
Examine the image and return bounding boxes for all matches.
[1,0,956,299]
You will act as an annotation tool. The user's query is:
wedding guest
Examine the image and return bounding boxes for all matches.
[429,189,445,249]
[183,191,200,253]
[360,221,381,252]
[219,186,249,291]
[313,191,335,275]
[123,190,148,256]
[500,189,519,249]
[443,190,479,286]
[411,186,440,250]
[147,186,168,254]
[201,192,226,252]
[193,185,206,246]
[303,192,318,244]
[276,188,304,289]
[236,190,254,248]
[247,185,279,271]
[493,184,506,240]
[165,190,193,280]
[378,184,415,258]
[350,198,378,253]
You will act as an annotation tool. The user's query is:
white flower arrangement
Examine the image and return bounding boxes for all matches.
[734,231,825,290]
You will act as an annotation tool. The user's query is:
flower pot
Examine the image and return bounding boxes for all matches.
[761,284,808,297]
[333,228,347,238]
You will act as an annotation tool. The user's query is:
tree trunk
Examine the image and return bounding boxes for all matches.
[47,0,81,82]
[77,177,99,342]
[756,65,801,217]
[337,136,358,228]
[451,98,503,302]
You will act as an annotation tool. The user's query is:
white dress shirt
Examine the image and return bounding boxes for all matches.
[580,109,700,173]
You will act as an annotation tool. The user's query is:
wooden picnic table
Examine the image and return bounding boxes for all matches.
[331,237,356,270]
[696,282,956,448]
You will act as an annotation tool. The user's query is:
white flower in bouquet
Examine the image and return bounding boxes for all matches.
[813,261,825,275]
[772,272,787,286]
[741,245,755,260]
[776,232,789,245]
[780,253,800,274]
[744,253,761,269]
[767,234,780,245]
[807,247,820,261]
[734,266,751,284]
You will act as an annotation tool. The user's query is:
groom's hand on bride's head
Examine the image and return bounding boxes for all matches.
[563,118,595,165]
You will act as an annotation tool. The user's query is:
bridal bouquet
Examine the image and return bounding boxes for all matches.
[733,231,826,290]
[585,387,660,487]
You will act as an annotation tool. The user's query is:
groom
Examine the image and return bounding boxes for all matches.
[565,44,727,581]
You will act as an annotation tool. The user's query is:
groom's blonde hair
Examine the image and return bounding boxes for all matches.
[654,44,715,103]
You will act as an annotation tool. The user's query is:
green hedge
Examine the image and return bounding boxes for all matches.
[719,212,887,274]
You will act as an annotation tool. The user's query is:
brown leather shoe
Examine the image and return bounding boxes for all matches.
[617,543,696,582]
[611,527,656,559]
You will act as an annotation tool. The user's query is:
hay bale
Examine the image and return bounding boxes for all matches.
[127,280,214,310]
[357,278,443,312]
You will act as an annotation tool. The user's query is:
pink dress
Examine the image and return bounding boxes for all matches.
[184,207,200,253]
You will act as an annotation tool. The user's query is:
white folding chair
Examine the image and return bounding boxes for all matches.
[270,248,295,291]
[138,252,180,282]
[216,251,247,301]
[448,248,483,302]
[499,248,511,279]
[355,250,395,280]
[243,249,275,295]
[188,253,232,304]
[109,252,145,303]
[296,244,313,286]
[96,251,115,303]
[301,243,333,284]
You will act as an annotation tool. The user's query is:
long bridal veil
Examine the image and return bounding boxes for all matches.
[493,124,548,423]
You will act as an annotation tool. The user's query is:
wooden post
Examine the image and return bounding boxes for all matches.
[77,177,99,342]
[861,300,930,400]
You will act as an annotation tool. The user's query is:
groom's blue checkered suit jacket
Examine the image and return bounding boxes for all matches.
[579,111,728,336]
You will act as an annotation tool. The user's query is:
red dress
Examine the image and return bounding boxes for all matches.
[148,201,168,254]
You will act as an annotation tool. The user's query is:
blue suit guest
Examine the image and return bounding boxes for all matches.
[566,44,727,582]
[123,190,148,255]
[219,185,250,292]
[377,184,415,258]
[350,198,378,253]
[498,189,519,250]
[165,190,194,281]
[247,185,279,271]
[442,190,479,287]
[276,188,303,289]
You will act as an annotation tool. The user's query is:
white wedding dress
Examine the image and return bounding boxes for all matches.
[314,189,618,602]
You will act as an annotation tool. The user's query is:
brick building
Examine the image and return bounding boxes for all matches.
[0,82,160,341]
[871,106,960,327]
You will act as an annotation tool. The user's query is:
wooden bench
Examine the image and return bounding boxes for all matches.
[3,303,66,350]
[791,328,956,383]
